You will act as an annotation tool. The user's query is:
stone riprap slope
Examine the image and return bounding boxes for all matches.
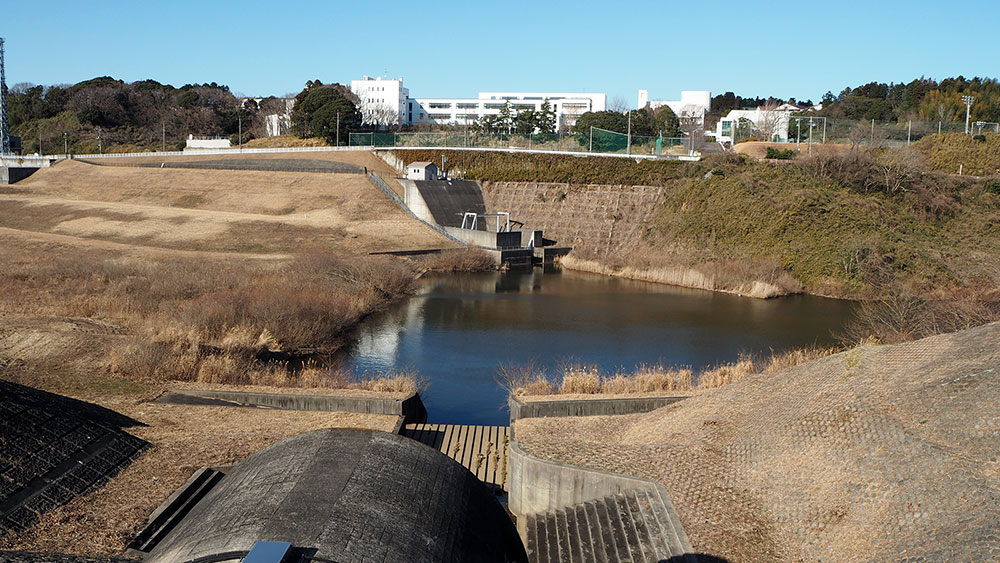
[0,381,148,539]
[480,181,663,256]
[515,322,1000,561]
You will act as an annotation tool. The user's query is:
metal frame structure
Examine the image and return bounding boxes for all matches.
[461,212,511,232]
[0,37,10,155]
[790,116,827,154]
[973,121,999,135]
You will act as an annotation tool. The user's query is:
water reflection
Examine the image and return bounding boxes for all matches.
[342,268,856,425]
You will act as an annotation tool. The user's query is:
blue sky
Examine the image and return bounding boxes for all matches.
[4,0,997,106]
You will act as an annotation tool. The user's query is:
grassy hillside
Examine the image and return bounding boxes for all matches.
[649,153,1000,297]
[914,132,1000,176]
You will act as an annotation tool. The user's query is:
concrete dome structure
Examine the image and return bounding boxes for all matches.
[146,428,527,563]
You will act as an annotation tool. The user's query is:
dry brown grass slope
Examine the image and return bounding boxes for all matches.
[515,322,1000,561]
[3,158,444,253]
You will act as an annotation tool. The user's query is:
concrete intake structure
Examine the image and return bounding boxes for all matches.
[145,428,528,563]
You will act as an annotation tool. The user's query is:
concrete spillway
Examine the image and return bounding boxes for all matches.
[402,178,487,228]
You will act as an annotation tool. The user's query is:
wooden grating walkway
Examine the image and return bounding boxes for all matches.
[402,424,509,495]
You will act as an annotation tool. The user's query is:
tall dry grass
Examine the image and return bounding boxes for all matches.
[696,354,757,390]
[1,242,421,390]
[502,346,843,398]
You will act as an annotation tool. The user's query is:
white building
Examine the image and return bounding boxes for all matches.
[406,161,438,181]
[406,91,606,130]
[711,106,797,145]
[184,135,231,151]
[350,76,410,128]
[638,90,711,128]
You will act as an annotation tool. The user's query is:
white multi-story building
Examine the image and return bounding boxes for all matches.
[638,90,711,128]
[406,91,606,130]
[350,76,410,128]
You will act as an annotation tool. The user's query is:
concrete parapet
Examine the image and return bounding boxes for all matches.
[157,389,427,424]
[509,440,657,516]
[509,395,688,426]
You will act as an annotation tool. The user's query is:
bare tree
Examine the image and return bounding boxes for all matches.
[608,96,629,113]
[847,121,870,151]
[359,101,400,131]
[753,104,784,142]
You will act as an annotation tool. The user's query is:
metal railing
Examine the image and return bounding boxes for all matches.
[364,171,465,245]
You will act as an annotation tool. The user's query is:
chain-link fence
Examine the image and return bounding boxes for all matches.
[777,117,982,148]
[349,130,688,156]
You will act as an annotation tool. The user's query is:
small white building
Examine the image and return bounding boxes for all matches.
[638,90,711,128]
[406,162,438,181]
[184,135,231,151]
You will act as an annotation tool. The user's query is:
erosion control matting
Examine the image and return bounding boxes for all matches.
[0,380,149,539]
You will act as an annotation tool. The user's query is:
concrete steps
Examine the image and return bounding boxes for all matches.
[525,488,694,563]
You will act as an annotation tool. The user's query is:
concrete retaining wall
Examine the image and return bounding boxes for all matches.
[509,395,688,427]
[374,150,405,172]
[509,441,666,516]
[159,389,427,424]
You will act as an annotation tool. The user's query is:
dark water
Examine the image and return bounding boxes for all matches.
[342,268,855,425]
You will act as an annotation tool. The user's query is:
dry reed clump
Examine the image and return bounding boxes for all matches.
[633,364,694,391]
[761,346,839,374]
[558,365,602,394]
[697,354,757,390]
[496,362,552,396]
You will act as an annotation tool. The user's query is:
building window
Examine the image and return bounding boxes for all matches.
[483,103,505,109]
[429,103,452,109]
[721,121,732,136]
[428,113,452,119]
[456,103,479,109]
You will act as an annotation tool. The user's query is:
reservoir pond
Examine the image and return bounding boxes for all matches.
[341,268,855,425]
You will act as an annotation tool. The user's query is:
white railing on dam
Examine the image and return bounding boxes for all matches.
[40,145,699,162]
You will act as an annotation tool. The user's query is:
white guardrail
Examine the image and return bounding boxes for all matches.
[40,145,699,162]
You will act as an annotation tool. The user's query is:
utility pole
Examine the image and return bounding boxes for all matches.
[962,95,975,135]
[238,112,242,152]
[162,122,165,152]
[336,112,340,146]
[38,125,42,156]
[796,120,801,151]
[626,110,632,155]
[907,120,911,146]
[808,117,813,156]
[870,119,874,146]
[97,126,102,154]
[63,132,67,156]
[0,37,9,155]
[589,126,593,152]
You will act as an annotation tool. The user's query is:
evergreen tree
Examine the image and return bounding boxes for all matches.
[537,98,556,134]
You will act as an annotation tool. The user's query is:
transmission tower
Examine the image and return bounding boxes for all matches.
[0,37,10,155]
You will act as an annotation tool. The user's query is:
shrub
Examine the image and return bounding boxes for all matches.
[986,180,1000,195]
[765,147,796,160]
[973,134,987,142]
